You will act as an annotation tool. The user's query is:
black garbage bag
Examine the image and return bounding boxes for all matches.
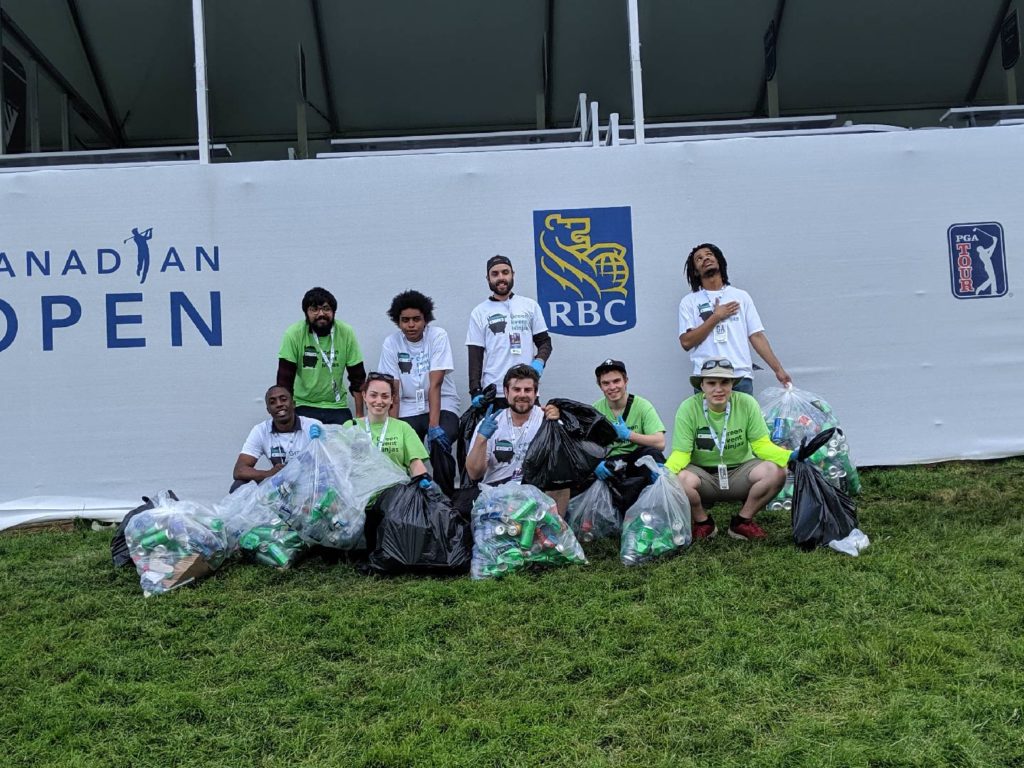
[457,383,498,485]
[430,437,457,499]
[366,480,471,575]
[791,428,858,551]
[521,399,619,489]
[111,490,179,567]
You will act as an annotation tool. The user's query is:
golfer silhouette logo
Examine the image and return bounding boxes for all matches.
[125,227,153,284]
[947,222,1009,299]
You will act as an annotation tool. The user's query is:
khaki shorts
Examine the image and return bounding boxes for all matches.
[685,459,763,503]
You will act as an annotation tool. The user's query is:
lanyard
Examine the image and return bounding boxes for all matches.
[364,416,390,451]
[702,399,731,459]
[311,329,336,370]
[507,408,537,457]
[312,329,343,402]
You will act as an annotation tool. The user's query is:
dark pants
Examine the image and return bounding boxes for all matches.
[295,405,353,425]
[400,410,459,443]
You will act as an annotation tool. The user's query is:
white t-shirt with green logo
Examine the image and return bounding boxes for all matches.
[466,294,548,389]
[378,326,460,418]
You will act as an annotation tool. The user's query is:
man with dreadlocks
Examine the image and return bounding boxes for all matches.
[677,243,791,395]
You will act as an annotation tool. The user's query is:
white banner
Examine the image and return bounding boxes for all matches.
[1,125,1021,519]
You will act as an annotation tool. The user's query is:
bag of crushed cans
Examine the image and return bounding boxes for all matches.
[620,457,691,565]
[758,385,861,513]
[470,482,587,580]
[124,491,228,596]
[566,479,619,543]
[260,424,406,550]
[214,482,308,569]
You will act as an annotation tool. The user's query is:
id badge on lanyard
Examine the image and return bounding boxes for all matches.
[713,322,728,344]
[703,399,731,490]
[312,331,342,403]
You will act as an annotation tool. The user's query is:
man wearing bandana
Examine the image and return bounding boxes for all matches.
[466,255,553,408]
[277,286,367,425]
[678,243,791,395]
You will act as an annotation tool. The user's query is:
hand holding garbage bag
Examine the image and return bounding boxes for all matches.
[521,399,619,489]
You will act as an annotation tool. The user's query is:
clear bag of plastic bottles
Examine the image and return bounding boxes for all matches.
[620,457,691,566]
[213,482,308,569]
[566,479,620,543]
[470,482,587,580]
[124,491,229,596]
[758,386,861,512]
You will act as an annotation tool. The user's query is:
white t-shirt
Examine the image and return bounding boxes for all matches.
[471,405,545,484]
[240,415,322,465]
[678,285,764,379]
[378,326,460,418]
[466,294,548,389]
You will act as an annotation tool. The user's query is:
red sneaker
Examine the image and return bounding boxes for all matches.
[692,515,717,539]
[728,516,767,540]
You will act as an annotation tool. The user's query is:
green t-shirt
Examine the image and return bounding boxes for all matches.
[279,320,363,409]
[345,417,428,472]
[593,394,666,458]
[672,391,771,468]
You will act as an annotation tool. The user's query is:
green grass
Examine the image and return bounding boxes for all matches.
[2,459,1023,768]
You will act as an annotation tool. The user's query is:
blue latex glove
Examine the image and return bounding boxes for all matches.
[426,426,451,452]
[594,461,613,481]
[471,394,486,409]
[477,405,498,439]
[649,463,665,483]
[531,359,545,376]
[612,415,632,441]
[308,424,321,439]
[419,477,432,489]
[789,449,801,465]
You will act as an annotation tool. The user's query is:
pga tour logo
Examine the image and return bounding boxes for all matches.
[533,206,637,336]
[948,222,1008,299]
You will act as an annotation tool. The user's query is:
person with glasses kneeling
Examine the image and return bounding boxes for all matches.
[664,358,793,541]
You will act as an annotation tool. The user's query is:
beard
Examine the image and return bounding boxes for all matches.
[489,277,514,296]
[701,266,720,280]
[509,397,533,414]
[308,317,333,335]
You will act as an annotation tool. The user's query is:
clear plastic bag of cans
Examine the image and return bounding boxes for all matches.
[214,482,308,569]
[258,429,360,549]
[758,385,861,513]
[620,457,691,566]
[470,482,587,580]
[123,491,229,596]
[566,479,620,543]
[323,424,409,513]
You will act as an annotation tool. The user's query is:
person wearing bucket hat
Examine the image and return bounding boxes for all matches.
[665,357,794,541]
[678,243,791,394]
[466,255,553,408]
[591,359,667,512]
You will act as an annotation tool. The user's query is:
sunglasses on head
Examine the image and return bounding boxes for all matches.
[366,371,395,382]
[702,358,734,371]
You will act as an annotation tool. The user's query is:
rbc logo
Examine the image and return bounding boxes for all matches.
[533,206,636,336]
[948,222,1008,299]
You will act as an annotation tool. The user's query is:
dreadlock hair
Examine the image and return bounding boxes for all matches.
[685,243,729,292]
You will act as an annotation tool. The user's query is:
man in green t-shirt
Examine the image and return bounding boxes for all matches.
[665,358,792,541]
[277,287,367,425]
[591,359,667,512]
